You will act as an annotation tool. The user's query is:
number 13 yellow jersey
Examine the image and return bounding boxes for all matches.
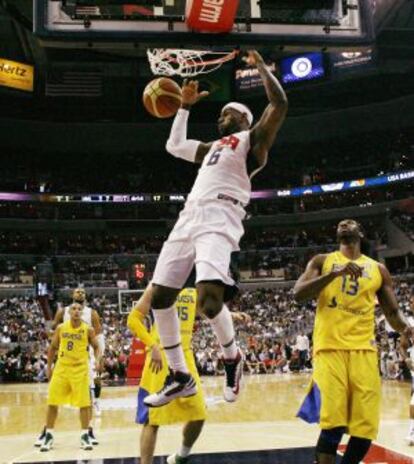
[313,251,382,354]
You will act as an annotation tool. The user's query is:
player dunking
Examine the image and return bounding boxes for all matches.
[294,219,413,464]
[145,50,288,408]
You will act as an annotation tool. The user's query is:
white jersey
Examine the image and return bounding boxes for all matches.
[409,347,414,384]
[187,130,251,205]
[63,304,93,326]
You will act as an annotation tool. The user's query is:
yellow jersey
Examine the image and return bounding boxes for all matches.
[313,251,382,353]
[57,320,89,367]
[149,287,197,351]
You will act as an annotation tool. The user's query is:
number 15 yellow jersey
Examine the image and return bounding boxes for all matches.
[149,287,197,351]
[313,251,382,354]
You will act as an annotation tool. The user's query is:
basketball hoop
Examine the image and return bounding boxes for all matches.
[147,48,239,77]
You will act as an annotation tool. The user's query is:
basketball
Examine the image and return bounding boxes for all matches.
[143,77,182,118]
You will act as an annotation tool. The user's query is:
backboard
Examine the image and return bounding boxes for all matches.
[34,0,375,51]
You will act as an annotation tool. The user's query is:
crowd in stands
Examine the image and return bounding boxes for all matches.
[0,217,393,287]
[0,276,413,383]
[1,128,412,195]
[393,212,414,241]
[0,297,49,382]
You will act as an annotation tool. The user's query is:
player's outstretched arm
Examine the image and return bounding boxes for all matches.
[377,264,411,336]
[248,51,288,166]
[127,284,163,373]
[166,79,212,164]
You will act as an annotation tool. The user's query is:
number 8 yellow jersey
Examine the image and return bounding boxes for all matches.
[313,251,382,354]
[57,320,89,367]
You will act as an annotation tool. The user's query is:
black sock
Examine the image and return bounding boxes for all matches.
[94,384,101,398]
[341,436,371,464]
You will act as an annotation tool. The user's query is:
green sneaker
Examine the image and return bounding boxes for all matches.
[40,432,54,452]
[166,453,190,464]
[80,432,93,450]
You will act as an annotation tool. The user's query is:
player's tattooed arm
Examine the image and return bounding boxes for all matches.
[247,50,288,167]
[47,325,61,379]
[88,327,101,368]
[91,309,102,335]
[51,306,64,331]
[294,255,364,302]
[377,264,410,335]
[293,254,333,302]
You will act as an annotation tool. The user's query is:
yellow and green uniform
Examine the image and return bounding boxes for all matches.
[137,287,207,425]
[298,251,383,439]
[48,320,91,408]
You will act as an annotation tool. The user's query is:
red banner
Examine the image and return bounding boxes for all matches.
[186,0,239,33]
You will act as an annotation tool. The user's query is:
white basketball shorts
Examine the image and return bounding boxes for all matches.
[152,199,245,289]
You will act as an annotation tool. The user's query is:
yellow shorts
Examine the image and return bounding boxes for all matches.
[136,349,206,426]
[297,350,381,440]
[48,362,91,408]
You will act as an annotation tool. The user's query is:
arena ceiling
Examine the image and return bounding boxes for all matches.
[0,1,413,153]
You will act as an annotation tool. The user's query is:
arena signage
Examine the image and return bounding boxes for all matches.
[0,170,412,203]
[185,0,239,33]
[0,59,34,92]
[387,171,414,182]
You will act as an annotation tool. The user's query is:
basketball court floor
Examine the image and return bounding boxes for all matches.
[1,374,414,464]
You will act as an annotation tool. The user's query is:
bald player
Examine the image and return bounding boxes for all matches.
[145,50,288,408]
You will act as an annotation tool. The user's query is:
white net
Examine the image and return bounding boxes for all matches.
[147,48,238,77]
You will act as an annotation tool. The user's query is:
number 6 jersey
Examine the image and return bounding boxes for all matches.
[313,251,382,354]
[187,130,252,206]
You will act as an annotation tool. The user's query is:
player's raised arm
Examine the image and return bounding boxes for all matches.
[166,79,212,164]
[377,264,412,337]
[248,50,288,167]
